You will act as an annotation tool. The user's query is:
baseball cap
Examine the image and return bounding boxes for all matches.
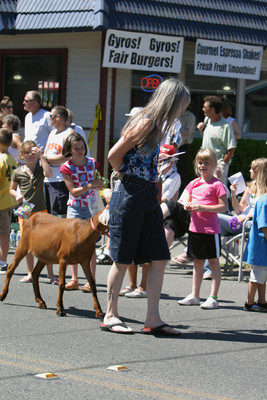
[159,144,177,159]
[125,107,142,116]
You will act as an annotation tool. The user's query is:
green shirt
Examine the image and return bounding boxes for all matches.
[11,163,47,212]
[202,117,236,163]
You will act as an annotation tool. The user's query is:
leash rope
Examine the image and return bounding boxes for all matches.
[90,216,109,237]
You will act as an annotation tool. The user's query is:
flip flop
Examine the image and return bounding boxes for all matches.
[172,255,193,265]
[100,322,134,334]
[49,277,59,285]
[141,324,181,337]
[119,286,135,296]
[20,276,32,283]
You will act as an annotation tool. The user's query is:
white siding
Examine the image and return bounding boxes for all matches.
[0,31,134,177]
[0,31,102,155]
[114,69,132,142]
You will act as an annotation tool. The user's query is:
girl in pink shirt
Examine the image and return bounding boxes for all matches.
[178,148,227,309]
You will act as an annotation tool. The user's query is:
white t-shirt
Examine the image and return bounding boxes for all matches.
[44,127,72,183]
[226,116,234,125]
[162,167,181,201]
[24,108,53,151]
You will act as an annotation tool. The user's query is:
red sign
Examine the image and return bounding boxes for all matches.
[140,74,163,92]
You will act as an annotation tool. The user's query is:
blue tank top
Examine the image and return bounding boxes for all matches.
[120,144,159,182]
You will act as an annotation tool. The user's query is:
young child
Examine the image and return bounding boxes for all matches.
[158,144,181,203]
[0,128,18,273]
[9,140,58,283]
[178,148,228,309]
[60,132,102,291]
[243,159,267,312]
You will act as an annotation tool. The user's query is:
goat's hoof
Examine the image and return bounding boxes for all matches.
[95,311,104,319]
[0,293,7,302]
[37,301,47,309]
[57,310,66,317]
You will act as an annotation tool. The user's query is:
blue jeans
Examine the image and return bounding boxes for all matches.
[66,205,91,220]
[218,213,252,236]
[203,259,211,274]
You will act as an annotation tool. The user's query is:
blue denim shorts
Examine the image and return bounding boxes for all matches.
[109,175,170,265]
[67,205,91,220]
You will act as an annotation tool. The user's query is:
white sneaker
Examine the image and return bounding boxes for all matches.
[125,288,147,298]
[119,286,135,296]
[203,271,212,280]
[200,297,219,309]
[178,294,200,306]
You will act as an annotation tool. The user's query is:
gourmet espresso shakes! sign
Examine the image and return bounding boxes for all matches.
[194,39,263,80]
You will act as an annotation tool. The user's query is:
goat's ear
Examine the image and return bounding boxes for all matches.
[98,207,110,226]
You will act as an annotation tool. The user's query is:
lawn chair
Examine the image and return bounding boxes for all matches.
[221,217,251,281]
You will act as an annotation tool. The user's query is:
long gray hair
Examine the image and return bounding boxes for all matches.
[121,78,190,150]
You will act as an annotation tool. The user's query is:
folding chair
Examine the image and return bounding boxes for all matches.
[169,234,188,252]
[221,217,251,281]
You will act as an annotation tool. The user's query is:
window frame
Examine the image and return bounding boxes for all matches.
[0,48,68,111]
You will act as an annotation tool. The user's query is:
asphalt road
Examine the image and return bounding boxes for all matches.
[0,243,266,400]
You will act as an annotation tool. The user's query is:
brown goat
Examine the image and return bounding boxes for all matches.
[0,207,110,317]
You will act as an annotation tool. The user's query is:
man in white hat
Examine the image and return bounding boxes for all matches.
[158,144,182,203]
[125,107,142,117]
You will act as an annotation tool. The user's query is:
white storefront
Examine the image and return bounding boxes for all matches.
[0,30,266,177]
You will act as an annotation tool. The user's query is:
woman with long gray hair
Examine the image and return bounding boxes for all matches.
[101,78,190,335]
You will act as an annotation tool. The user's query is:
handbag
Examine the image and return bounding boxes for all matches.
[88,189,105,216]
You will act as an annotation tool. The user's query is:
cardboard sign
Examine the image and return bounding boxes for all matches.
[195,39,263,80]
[103,29,184,73]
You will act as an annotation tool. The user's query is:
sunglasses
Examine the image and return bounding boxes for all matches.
[49,114,57,118]
[5,105,13,109]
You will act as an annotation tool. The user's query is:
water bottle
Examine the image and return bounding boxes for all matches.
[10,229,16,248]
[16,230,21,247]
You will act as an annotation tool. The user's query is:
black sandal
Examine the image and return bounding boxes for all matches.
[96,254,113,265]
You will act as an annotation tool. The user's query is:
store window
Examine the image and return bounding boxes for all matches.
[131,66,267,135]
[244,71,267,133]
[185,63,237,124]
[186,63,267,135]
[131,70,177,107]
[0,49,67,125]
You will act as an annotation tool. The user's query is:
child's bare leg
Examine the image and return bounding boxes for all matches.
[0,233,9,262]
[46,264,57,279]
[70,265,78,281]
[128,264,138,289]
[192,259,205,299]
[257,282,266,304]
[209,258,221,298]
[139,263,149,291]
[247,281,258,305]
[25,253,34,275]
[164,226,175,247]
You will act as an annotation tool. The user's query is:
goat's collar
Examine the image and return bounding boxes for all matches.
[90,217,109,236]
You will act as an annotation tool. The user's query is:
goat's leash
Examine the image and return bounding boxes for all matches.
[90,216,109,237]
